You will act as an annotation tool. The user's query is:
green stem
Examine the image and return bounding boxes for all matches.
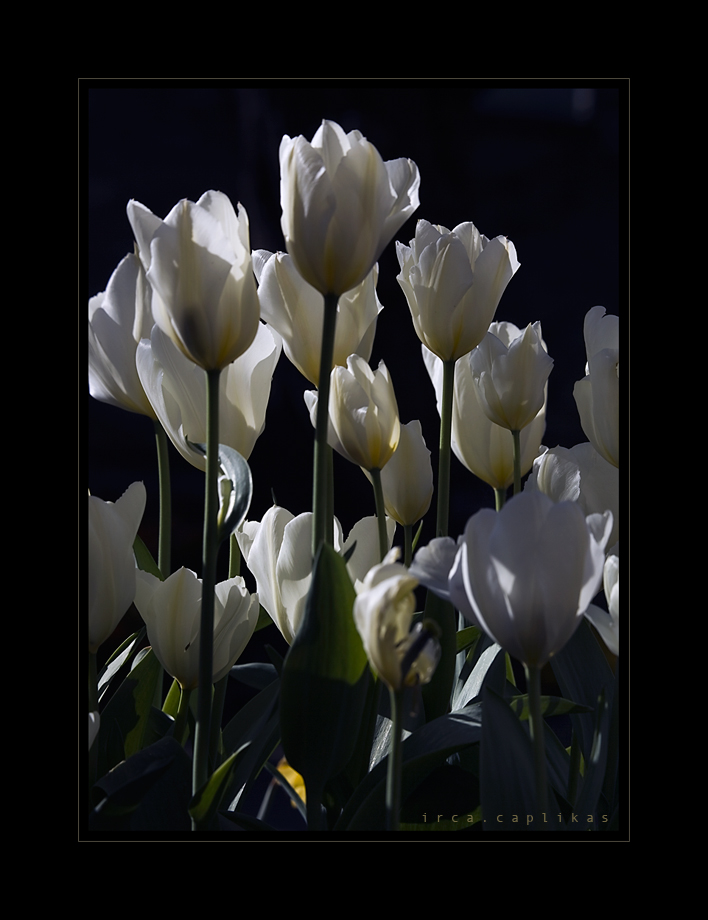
[173,686,192,747]
[313,294,339,556]
[436,359,455,538]
[403,524,413,568]
[153,420,172,578]
[524,663,549,824]
[494,487,507,511]
[193,367,222,806]
[422,359,457,719]
[386,686,404,831]
[511,429,522,496]
[370,466,388,562]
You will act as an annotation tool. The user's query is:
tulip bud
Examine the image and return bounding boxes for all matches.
[328,355,401,471]
[128,191,261,371]
[469,322,553,433]
[379,419,434,527]
[396,220,520,362]
[279,120,420,297]
[573,306,619,468]
[353,549,440,691]
[88,252,157,418]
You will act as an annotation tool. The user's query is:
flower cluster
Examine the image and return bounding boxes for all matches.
[88,118,620,835]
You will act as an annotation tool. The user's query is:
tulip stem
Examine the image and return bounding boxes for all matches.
[436,360,455,538]
[153,420,172,578]
[370,467,388,562]
[524,663,550,823]
[494,487,507,511]
[422,358,457,719]
[193,367,222,808]
[386,686,404,831]
[313,294,339,556]
[512,429,522,495]
[403,524,413,567]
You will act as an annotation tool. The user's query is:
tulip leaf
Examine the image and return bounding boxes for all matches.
[507,694,593,721]
[280,543,369,804]
[190,742,251,831]
[188,441,253,544]
[550,618,615,763]
[95,646,163,779]
[479,686,540,831]
[90,736,191,831]
[338,701,483,831]
[133,534,163,579]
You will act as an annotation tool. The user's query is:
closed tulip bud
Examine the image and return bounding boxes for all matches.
[448,491,612,668]
[379,419,434,527]
[89,482,147,653]
[89,252,157,418]
[396,220,520,362]
[133,567,259,690]
[573,306,619,468]
[422,321,547,491]
[253,249,382,386]
[279,120,420,297]
[328,355,400,471]
[469,321,554,433]
[135,322,282,470]
[127,191,260,371]
[353,549,440,691]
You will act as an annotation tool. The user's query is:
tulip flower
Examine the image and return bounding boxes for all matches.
[446,490,612,669]
[396,220,520,362]
[328,355,400,472]
[127,191,261,372]
[88,481,147,653]
[279,119,420,297]
[584,550,619,656]
[133,566,259,690]
[379,419,434,529]
[573,306,619,468]
[469,321,553,434]
[422,322,547,495]
[236,506,395,645]
[353,549,440,693]
[88,251,156,418]
[525,441,619,551]
[253,250,382,387]
[135,321,282,470]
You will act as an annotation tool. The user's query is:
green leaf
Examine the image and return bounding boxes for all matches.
[550,619,616,763]
[279,543,369,799]
[188,441,253,545]
[339,701,483,831]
[507,694,593,721]
[134,534,162,579]
[190,743,251,831]
[95,647,163,778]
[479,686,540,831]
[90,737,191,831]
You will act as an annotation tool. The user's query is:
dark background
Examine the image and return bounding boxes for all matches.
[84,79,623,670]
